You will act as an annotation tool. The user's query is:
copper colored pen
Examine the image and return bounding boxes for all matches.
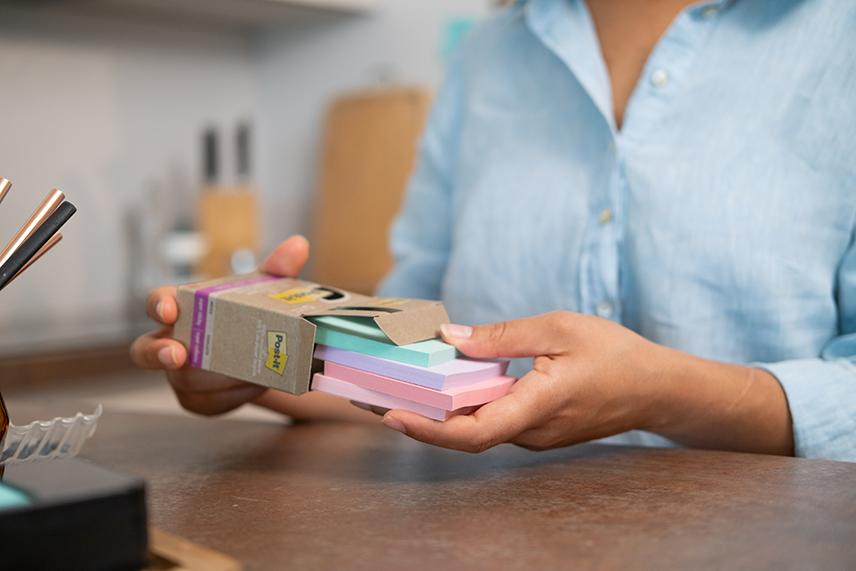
[0,188,64,269]
[7,232,63,286]
[0,178,11,206]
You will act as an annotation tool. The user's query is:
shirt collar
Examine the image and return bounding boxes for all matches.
[524,0,616,130]
[513,0,736,8]
[520,0,741,132]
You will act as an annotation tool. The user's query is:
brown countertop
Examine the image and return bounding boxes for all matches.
[17,403,856,570]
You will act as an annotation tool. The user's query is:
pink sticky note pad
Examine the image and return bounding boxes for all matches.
[312,374,457,421]
[323,362,515,410]
[314,345,508,390]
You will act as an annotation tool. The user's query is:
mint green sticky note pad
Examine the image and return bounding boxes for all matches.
[0,482,31,511]
[309,315,455,367]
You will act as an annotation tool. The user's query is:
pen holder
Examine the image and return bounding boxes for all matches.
[0,393,7,446]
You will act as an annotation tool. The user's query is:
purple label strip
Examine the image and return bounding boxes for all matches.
[188,275,280,368]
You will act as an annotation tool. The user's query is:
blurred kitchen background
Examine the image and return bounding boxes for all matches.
[0,0,492,419]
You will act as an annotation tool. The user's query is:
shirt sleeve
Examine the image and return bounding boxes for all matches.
[760,230,856,461]
[375,52,464,300]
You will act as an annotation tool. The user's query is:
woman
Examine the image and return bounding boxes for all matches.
[131,0,856,460]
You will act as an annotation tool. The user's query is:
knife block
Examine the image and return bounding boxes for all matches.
[196,189,260,279]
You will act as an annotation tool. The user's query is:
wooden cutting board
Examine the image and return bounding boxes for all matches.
[310,86,430,294]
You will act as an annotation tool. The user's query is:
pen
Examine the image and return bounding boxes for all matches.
[0,201,76,290]
[6,232,63,286]
[0,178,11,206]
[0,188,64,269]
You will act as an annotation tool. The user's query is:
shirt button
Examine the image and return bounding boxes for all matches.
[598,208,613,224]
[596,302,614,318]
[701,5,719,19]
[650,69,669,89]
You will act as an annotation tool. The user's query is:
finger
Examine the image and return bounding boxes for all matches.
[440,312,572,359]
[130,331,187,370]
[261,235,310,277]
[175,383,268,416]
[349,401,390,416]
[382,372,545,453]
[167,369,255,394]
[145,286,179,325]
[353,402,476,419]
[447,405,479,418]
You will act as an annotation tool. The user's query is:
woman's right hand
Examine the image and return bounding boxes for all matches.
[129,235,310,416]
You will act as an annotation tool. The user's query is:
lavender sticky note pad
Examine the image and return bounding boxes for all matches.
[314,345,508,390]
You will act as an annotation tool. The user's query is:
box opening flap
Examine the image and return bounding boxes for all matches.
[302,302,448,346]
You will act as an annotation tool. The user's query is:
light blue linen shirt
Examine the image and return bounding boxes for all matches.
[378,0,856,461]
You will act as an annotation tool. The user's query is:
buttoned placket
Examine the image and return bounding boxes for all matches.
[525,0,729,322]
[618,0,727,143]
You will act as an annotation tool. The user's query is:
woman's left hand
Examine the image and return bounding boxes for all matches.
[380,311,794,455]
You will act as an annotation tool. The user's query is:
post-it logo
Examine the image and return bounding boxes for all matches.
[270,286,349,304]
[265,331,287,375]
[270,287,325,304]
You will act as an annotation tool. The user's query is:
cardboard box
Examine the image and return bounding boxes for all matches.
[174,273,449,394]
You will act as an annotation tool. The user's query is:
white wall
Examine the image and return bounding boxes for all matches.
[0,9,256,353]
[0,0,487,355]
[256,0,487,249]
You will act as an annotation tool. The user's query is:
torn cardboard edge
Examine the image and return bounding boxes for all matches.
[174,273,450,395]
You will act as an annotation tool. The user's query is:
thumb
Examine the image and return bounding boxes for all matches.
[440,312,570,359]
[261,235,309,277]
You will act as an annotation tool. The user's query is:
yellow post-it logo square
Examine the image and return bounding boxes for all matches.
[270,287,325,304]
[265,331,287,375]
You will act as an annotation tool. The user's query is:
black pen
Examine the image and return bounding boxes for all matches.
[0,201,76,290]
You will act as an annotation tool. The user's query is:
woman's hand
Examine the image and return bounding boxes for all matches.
[381,311,794,455]
[130,236,309,416]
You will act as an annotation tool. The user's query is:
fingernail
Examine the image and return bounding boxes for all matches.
[441,323,473,339]
[383,415,407,434]
[158,346,176,368]
[155,301,164,320]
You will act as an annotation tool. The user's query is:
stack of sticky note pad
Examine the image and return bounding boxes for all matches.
[308,316,514,420]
